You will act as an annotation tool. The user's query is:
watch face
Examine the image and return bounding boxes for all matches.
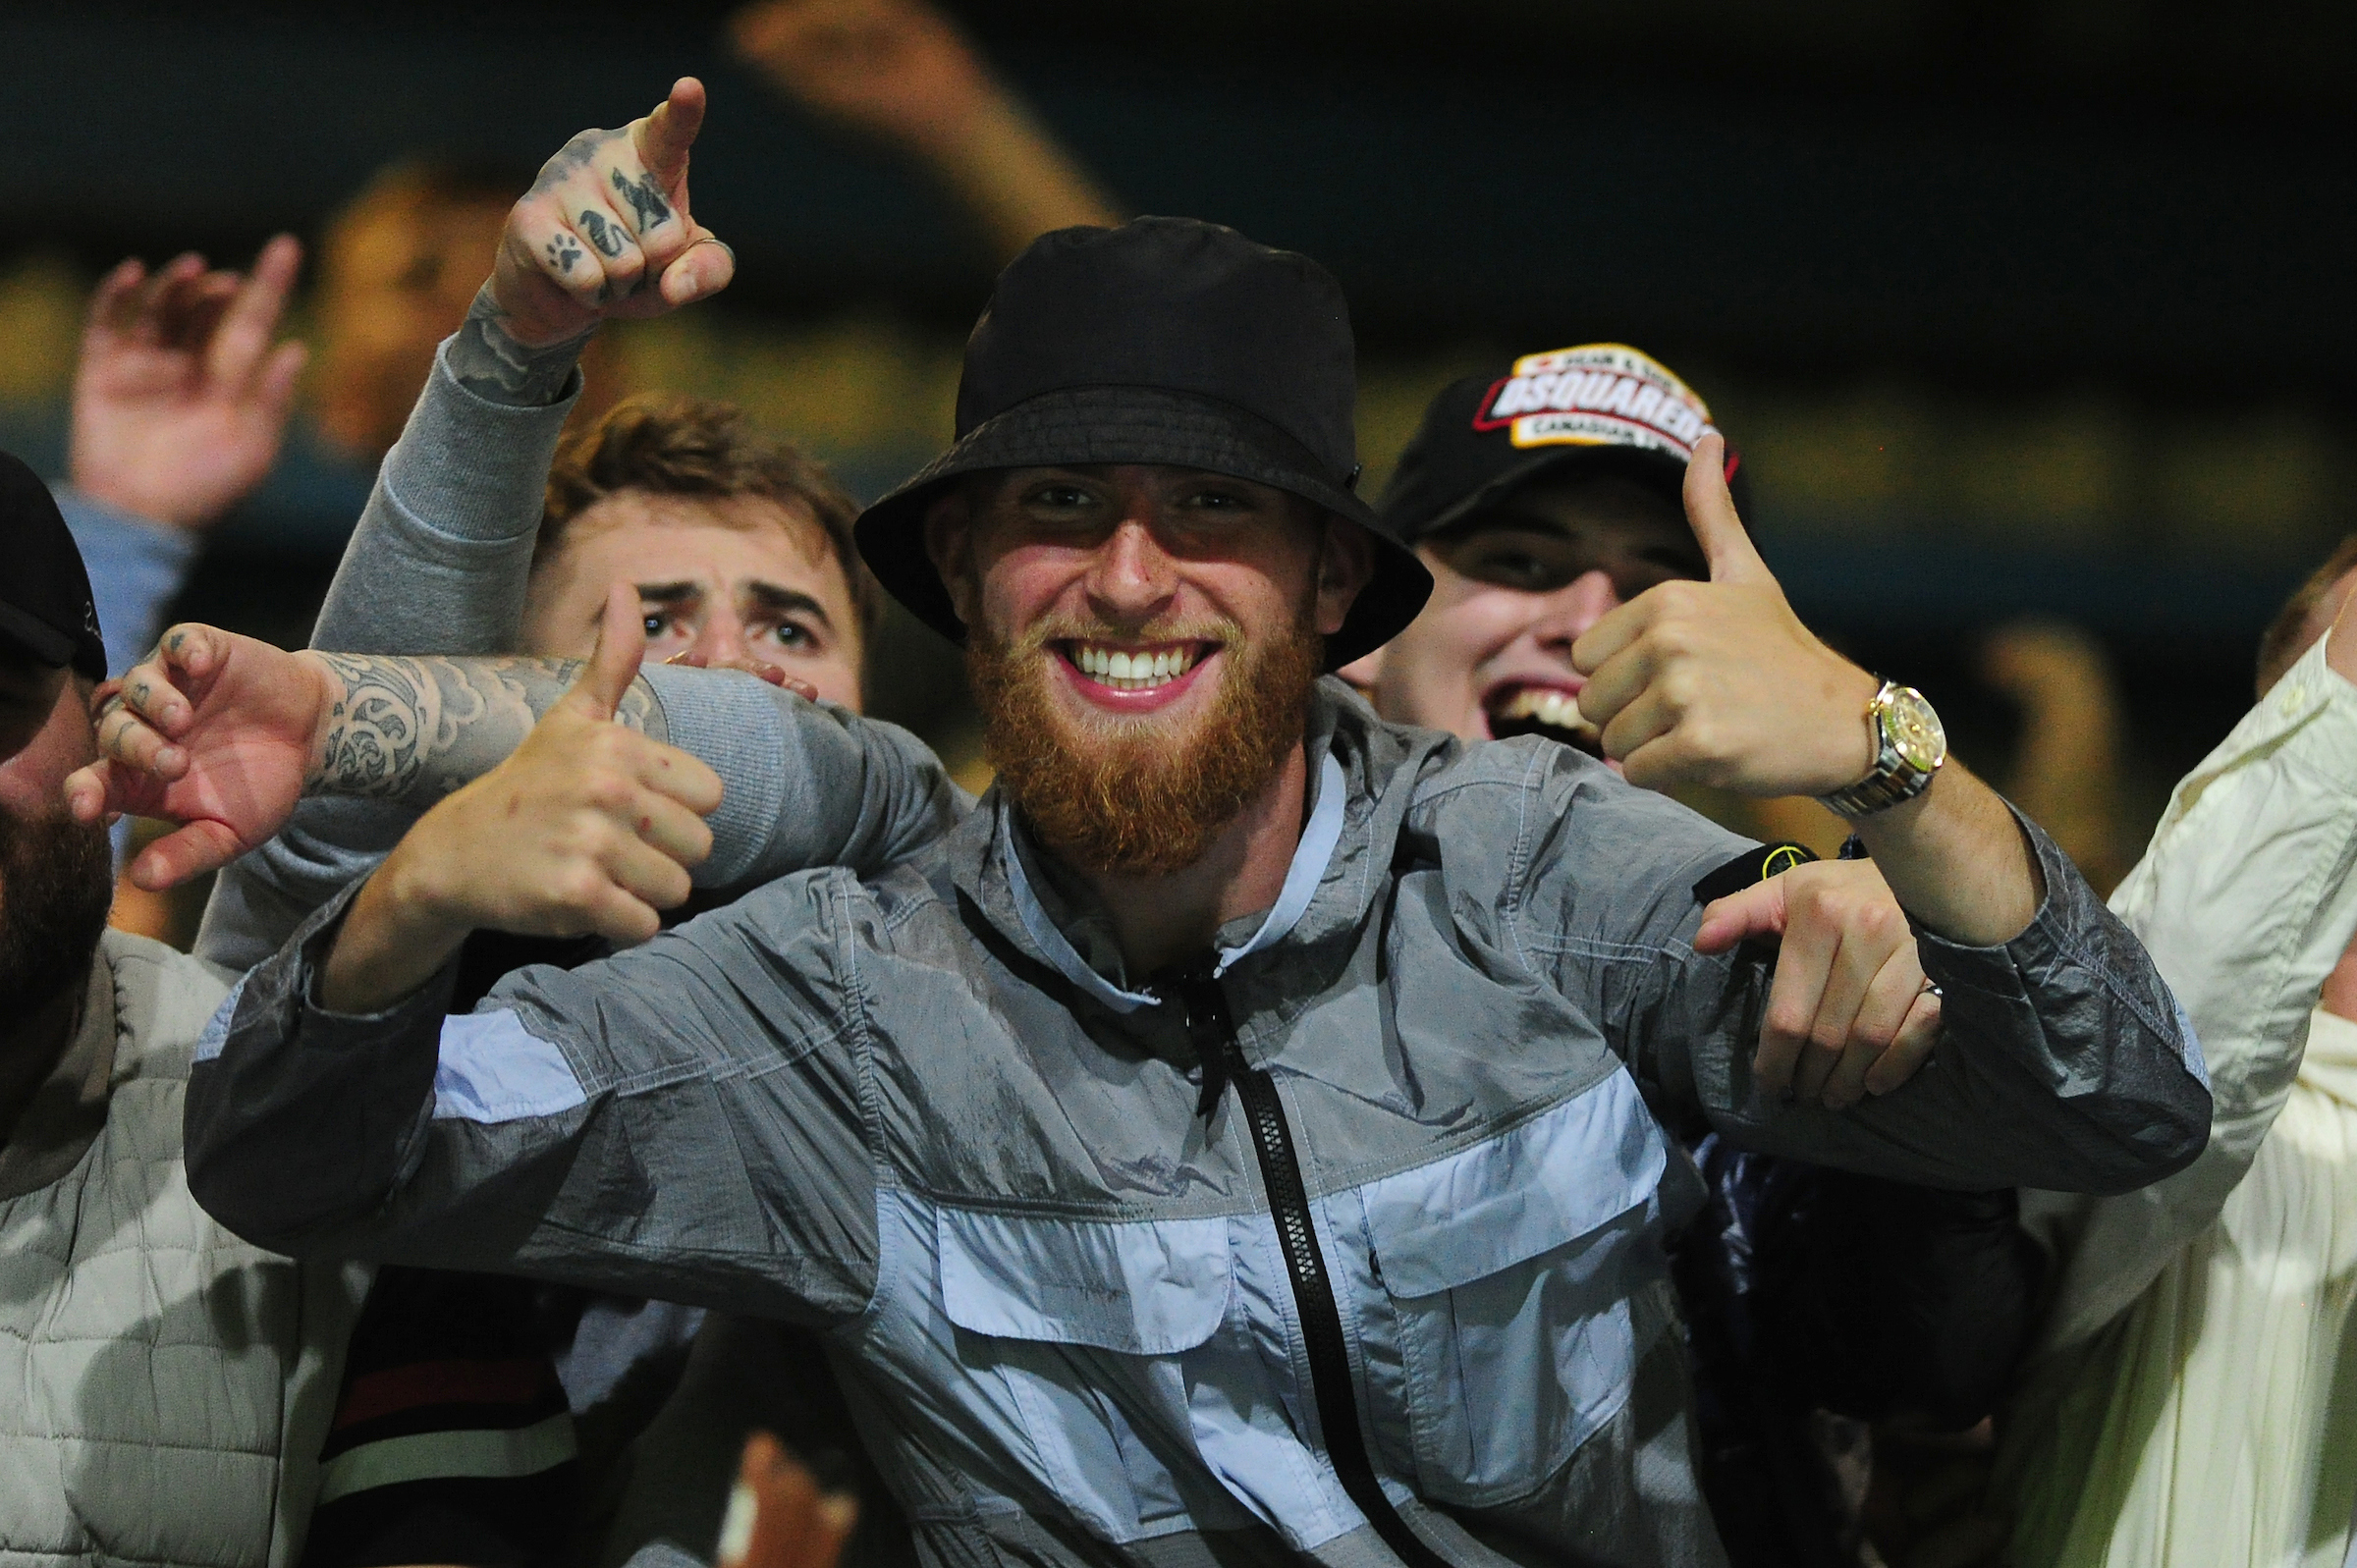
[1884,686,1947,773]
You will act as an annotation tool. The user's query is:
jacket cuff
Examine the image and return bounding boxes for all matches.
[277,871,464,1028]
[1912,805,2087,1003]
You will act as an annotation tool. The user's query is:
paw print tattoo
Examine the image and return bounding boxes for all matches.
[611,169,673,231]
[579,209,626,258]
[546,234,584,274]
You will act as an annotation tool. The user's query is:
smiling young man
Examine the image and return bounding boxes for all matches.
[1346,346,1720,759]
[107,216,2211,1568]
[1346,351,2067,1566]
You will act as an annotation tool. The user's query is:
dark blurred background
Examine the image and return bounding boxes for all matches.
[7,0,2353,849]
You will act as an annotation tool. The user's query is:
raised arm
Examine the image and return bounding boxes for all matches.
[2019,607,2357,1352]
[730,0,1122,264]
[196,79,739,968]
[59,236,307,676]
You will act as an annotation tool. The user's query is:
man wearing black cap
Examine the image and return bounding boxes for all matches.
[1351,347,2060,1563]
[0,451,376,1563]
[140,216,2208,1568]
[1354,347,1730,759]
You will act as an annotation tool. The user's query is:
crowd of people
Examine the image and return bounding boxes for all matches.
[1,4,2350,1568]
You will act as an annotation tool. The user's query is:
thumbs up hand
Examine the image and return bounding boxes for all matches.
[490,77,737,347]
[1570,434,1882,797]
[319,588,726,1012]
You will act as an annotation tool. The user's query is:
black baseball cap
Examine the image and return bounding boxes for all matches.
[0,450,106,680]
[1379,343,1752,546]
[853,217,1433,670]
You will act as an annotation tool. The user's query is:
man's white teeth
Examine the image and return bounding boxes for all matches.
[1073,643,1199,691]
[1499,687,1598,735]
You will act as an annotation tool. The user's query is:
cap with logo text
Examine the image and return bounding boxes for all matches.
[1378,343,1751,545]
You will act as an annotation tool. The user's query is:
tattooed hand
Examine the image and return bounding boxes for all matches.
[490,76,737,347]
[62,619,668,890]
[66,626,340,890]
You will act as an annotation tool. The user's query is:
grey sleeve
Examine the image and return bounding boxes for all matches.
[637,664,971,891]
[1509,751,2209,1195]
[194,339,578,970]
[186,873,882,1325]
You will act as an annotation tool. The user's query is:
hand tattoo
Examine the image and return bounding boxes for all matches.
[530,127,626,195]
[546,235,584,273]
[447,283,594,407]
[305,654,664,807]
[610,168,673,230]
[578,209,626,258]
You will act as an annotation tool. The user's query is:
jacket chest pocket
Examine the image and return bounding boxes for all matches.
[1349,1070,1671,1509]
[934,1206,1235,1543]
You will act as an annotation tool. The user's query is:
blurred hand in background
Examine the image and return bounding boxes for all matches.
[68,236,306,533]
[730,0,1122,263]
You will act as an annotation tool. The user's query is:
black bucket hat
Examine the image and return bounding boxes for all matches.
[853,217,1432,670]
[1380,343,1752,547]
[0,450,106,680]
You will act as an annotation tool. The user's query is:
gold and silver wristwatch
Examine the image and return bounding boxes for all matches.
[1816,679,1946,820]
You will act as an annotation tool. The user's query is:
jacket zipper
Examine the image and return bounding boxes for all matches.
[1169,968,1452,1568]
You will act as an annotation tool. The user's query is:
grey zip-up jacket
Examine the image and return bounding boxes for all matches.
[188,680,2206,1568]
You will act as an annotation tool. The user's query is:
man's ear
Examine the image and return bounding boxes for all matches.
[1313,516,1377,638]
[922,489,979,629]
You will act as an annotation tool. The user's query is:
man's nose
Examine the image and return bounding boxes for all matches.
[1532,569,1625,649]
[687,613,749,666]
[1083,518,1179,621]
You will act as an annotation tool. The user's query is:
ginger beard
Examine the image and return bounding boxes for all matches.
[969,598,1325,878]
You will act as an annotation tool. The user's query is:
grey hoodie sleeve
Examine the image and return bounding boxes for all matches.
[1506,750,2208,1196]
[193,340,577,969]
[186,871,881,1325]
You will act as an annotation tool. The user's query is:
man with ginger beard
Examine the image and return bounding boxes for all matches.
[126,218,2211,1568]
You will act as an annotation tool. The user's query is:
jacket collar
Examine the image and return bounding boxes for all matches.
[1003,748,1350,1014]
[950,678,1445,1019]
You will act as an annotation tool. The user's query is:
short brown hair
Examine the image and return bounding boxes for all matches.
[2256,532,2357,698]
[539,396,881,637]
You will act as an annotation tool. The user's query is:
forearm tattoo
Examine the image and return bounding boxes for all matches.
[447,283,595,407]
[303,654,664,806]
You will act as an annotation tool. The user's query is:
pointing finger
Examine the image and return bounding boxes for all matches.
[1683,433,1768,584]
[631,77,706,196]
